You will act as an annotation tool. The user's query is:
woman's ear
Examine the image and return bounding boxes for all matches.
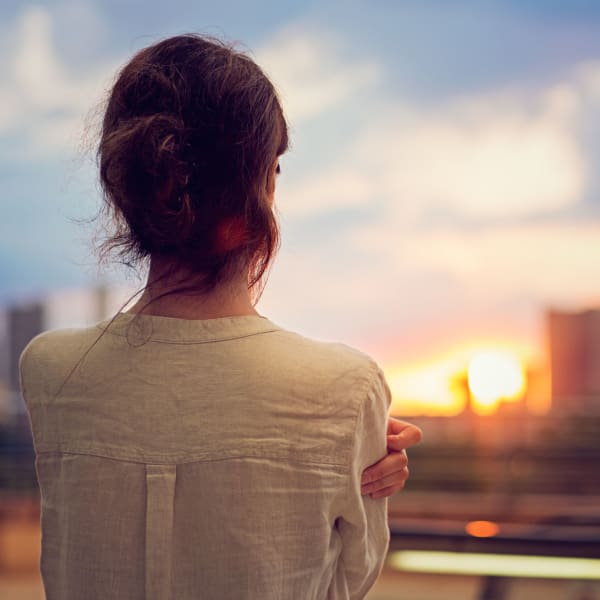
[266,159,279,207]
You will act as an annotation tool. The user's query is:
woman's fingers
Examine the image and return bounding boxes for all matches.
[371,481,407,499]
[362,465,410,497]
[361,450,408,491]
[386,419,423,451]
[358,418,421,498]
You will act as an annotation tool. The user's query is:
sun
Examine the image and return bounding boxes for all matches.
[467,351,526,414]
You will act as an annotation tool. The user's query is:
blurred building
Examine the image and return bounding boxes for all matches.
[547,308,600,412]
[8,303,44,393]
[0,284,137,416]
[0,309,9,385]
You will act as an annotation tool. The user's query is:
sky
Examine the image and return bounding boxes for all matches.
[2,1,600,413]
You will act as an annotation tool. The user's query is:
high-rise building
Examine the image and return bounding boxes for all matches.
[0,308,9,386]
[0,284,137,418]
[8,302,44,393]
[547,308,600,412]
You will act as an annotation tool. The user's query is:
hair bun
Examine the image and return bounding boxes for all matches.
[100,112,196,252]
[97,34,288,295]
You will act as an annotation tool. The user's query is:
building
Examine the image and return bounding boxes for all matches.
[8,303,44,394]
[547,308,600,412]
[0,284,137,417]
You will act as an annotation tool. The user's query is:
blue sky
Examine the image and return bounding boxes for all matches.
[2,0,600,387]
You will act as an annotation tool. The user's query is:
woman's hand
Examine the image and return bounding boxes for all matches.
[360,418,423,499]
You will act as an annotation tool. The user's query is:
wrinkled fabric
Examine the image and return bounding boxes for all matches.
[19,312,391,600]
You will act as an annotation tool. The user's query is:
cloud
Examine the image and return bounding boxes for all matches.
[255,25,380,124]
[405,222,600,305]
[281,91,588,221]
[354,218,600,304]
[0,5,119,160]
[278,167,373,218]
[369,104,585,221]
[282,74,593,222]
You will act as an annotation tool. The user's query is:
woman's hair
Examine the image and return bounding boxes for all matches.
[97,33,288,300]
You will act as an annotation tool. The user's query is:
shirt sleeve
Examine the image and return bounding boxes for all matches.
[336,365,392,599]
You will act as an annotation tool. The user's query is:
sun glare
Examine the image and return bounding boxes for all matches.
[385,362,466,417]
[468,351,526,414]
[384,339,533,416]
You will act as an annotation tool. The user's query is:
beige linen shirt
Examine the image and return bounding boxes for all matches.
[19,312,391,600]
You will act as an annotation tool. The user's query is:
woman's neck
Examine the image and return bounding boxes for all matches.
[125,258,259,320]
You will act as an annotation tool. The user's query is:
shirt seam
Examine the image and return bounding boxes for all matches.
[33,447,351,471]
[95,325,281,345]
[335,370,377,586]
[341,362,380,510]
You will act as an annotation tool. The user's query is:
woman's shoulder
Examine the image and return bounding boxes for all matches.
[270,322,374,357]
[266,326,393,435]
[262,323,385,390]
[18,324,100,391]
[20,324,96,361]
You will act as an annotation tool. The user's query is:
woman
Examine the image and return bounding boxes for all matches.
[19,34,421,599]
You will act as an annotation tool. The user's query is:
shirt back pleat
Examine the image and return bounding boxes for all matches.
[145,464,176,600]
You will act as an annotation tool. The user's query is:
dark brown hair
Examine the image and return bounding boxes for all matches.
[97,33,288,300]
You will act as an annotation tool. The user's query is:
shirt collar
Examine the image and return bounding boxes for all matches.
[96,311,281,344]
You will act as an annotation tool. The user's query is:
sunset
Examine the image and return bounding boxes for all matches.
[467,351,526,415]
[383,338,534,417]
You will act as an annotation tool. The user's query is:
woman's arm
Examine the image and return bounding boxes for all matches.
[361,418,423,498]
[335,367,391,599]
